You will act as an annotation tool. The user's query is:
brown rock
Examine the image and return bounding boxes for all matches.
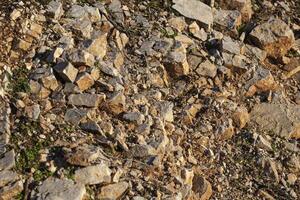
[75,72,95,91]
[196,60,217,78]
[107,91,126,114]
[99,182,129,200]
[68,49,95,67]
[75,164,111,185]
[83,33,107,59]
[191,175,212,200]
[217,0,253,22]
[68,93,105,107]
[164,50,190,76]
[168,17,186,32]
[53,62,78,83]
[0,181,23,200]
[16,39,31,51]
[41,74,59,91]
[250,18,295,58]
[214,9,242,30]
[232,107,250,129]
[67,145,104,166]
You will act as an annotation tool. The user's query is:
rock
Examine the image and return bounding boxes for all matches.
[0,150,15,171]
[245,67,277,96]
[189,22,207,41]
[244,44,267,61]
[222,36,243,55]
[98,61,120,77]
[84,5,101,22]
[33,177,86,200]
[0,170,19,187]
[287,173,297,185]
[53,62,78,83]
[108,0,124,24]
[64,108,88,125]
[0,180,23,200]
[75,163,111,185]
[258,189,275,200]
[191,175,212,200]
[172,0,213,27]
[82,33,107,59]
[67,145,104,166]
[158,101,174,122]
[27,22,43,39]
[68,49,95,67]
[196,60,217,78]
[75,72,95,91]
[72,17,93,38]
[99,182,129,200]
[168,17,186,32]
[47,0,64,20]
[256,135,273,151]
[16,39,31,51]
[249,18,295,58]
[68,93,105,107]
[265,159,279,183]
[123,112,145,124]
[182,103,202,125]
[10,9,21,20]
[25,104,40,120]
[232,107,249,129]
[164,50,190,76]
[214,9,242,30]
[131,144,156,158]
[217,0,253,21]
[67,5,86,19]
[41,74,59,91]
[107,91,126,115]
[250,103,300,139]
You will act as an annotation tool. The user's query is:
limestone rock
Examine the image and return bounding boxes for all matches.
[250,18,295,58]
[75,72,95,91]
[196,60,217,78]
[33,177,86,200]
[191,175,212,200]
[47,0,64,20]
[0,180,23,200]
[83,33,107,59]
[189,22,207,41]
[217,0,253,21]
[0,170,19,187]
[164,50,190,76]
[107,91,126,115]
[0,150,15,171]
[67,145,104,166]
[68,49,95,67]
[75,164,111,185]
[53,62,78,83]
[99,182,129,200]
[172,0,213,27]
[168,17,186,32]
[68,93,105,107]
[244,44,267,61]
[214,10,242,30]
[250,103,300,139]
[64,108,88,125]
[233,107,250,129]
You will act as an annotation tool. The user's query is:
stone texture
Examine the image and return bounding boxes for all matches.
[172,0,213,27]
[107,91,126,115]
[47,0,64,20]
[99,182,129,200]
[217,0,253,21]
[64,108,88,125]
[67,145,104,166]
[233,107,250,129]
[75,163,111,185]
[214,9,242,30]
[83,33,107,59]
[189,22,207,41]
[164,50,190,76]
[250,103,300,139]
[0,170,19,187]
[0,150,15,171]
[68,49,95,67]
[33,177,86,200]
[196,60,217,78]
[53,62,78,83]
[250,18,295,58]
[0,180,23,200]
[191,175,212,200]
[75,72,95,91]
[68,93,105,107]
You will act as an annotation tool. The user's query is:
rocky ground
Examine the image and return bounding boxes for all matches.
[0,0,300,199]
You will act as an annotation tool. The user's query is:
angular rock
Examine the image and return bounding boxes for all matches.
[64,108,88,125]
[123,112,145,124]
[47,0,64,20]
[0,150,15,171]
[222,36,243,55]
[164,50,190,76]
[68,93,105,107]
[191,175,212,200]
[25,104,40,120]
[244,44,267,61]
[217,0,253,21]
[72,17,93,38]
[245,67,277,96]
[172,0,213,27]
[196,60,217,78]
[75,72,95,91]
[68,49,95,67]
[189,22,207,41]
[53,62,78,83]
[168,17,186,32]
[0,170,19,187]
[99,182,129,200]
[98,61,120,77]
[0,180,23,200]
[250,103,300,139]
[232,107,250,129]
[41,74,59,91]
[107,91,126,115]
[214,9,242,30]
[67,145,104,166]
[82,33,107,59]
[131,144,156,158]
[33,177,86,200]
[80,121,102,134]
[249,18,295,58]
[16,39,31,51]
[158,101,174,122]
[75,163,111,185]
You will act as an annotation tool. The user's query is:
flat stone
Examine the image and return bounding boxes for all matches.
[244,44,267,61]
[99,182,129,200]
[41,74,59,91]
[214,9,242,30]
[233,107,249,129]
[107,91,126,115]
[82,33,107,59]
[0,170,19,187]
[222,36,242,54]
[10,9,21,20]
[168,17,186,32]
[189,22,207,41]
[53,62,78,83]
[131,144,157,158]
[72,17,93,38]
[0,180,23,200]
[196,60,217,78]
[172,0,213,27]
[191,175,212,200]
[217,0,253,22]
[250,18,295,58]
[164,50,190,76]
[25,104,40,120]
[64,108,88,125]
[67,145,104,166]
[75,72,95,91]
[68,93,105,107]
[33,177,86,200]
[47,0,64,20]
[0,150,15,171]
[68,49,95,67]
[80,121,102,134]
[16,39,31,51]
[98,61,120,77]
[250,103,300,139]
[67,5,86,18]
[158,101,174,122]
[123,112,145,124]
[75,163,111,185]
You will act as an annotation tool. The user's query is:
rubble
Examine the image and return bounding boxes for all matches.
[74,163,111,185]
[99,182,129,200]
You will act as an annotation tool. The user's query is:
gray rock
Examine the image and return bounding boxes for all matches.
[250,103,300,139]
[196,60,217,78]
[172,0,213,27]
[131,144,156,158]
[68,93,105,107]
[164,50,190,76]
[0,150,15,171]
[244,44,267,61]
[123,112,145,124]
[107,91,126,115]
[25,104,40,120]
[72,17,93,39]
[33,177,86,200]
[98,61,120,77]
[99,182,129,200]
[82,33,107,60]
[64,108,88,125]
[158,101,174,122]
[67,5,86,19]
[75,163,111,185]
[0,180,23,200]
[108,0,124,24]
[0,170,19,187]
[80,121,102,134]
[68,49,95,67]
[214,9,241,29]
[53,62,78,83]
[222,36,242,55]
[47,0,64,20]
